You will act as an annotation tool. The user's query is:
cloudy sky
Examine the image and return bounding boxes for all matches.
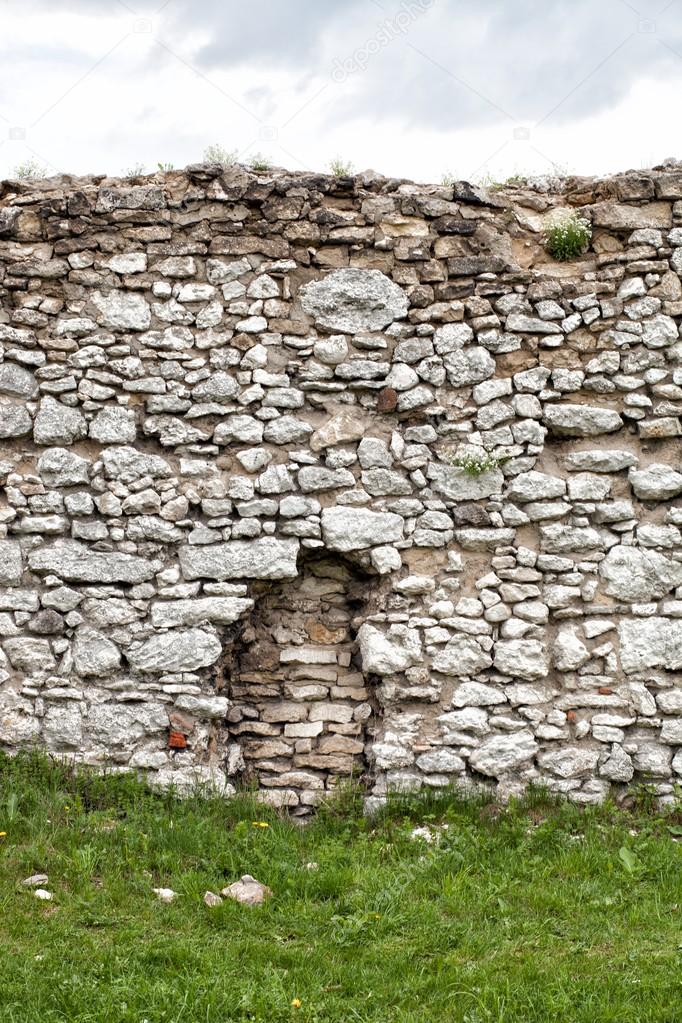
[1,0,681,184]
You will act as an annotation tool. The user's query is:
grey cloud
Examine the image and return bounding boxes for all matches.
[10,0,682,132]
[162,0,682,128]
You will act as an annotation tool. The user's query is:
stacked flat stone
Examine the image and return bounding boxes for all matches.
[1,160,682,809]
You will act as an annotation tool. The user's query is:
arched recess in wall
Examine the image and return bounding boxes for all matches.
[207,553,387,816]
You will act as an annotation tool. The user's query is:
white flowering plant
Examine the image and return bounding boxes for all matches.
[544,210,592,261]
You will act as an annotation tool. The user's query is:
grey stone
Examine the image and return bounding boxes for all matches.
[0,362,37,398]
[443,347,495,387]
[101,446,172,481]
[538,746,600,778]
[179,538,299,580]
[128,628,222,673]
[151,596,254,627]
[72,625,121,676]
[29,540,156,583]
[298,467,356,492]
[629,463,682,501]
[427,463,503,501]
[543,404,623,437]
[619,618,682,674]
[553,629,590,671]
[300,269,408,332]
[432,636,493,676]
[89,407,137,444]
[310,412,367,451]
[3,637,55,673]
[33,398,87,446]
[321,507,403,551]
[37,448,90,487]
[0,541,23,585]
[0,399,32,438]
[493,639,548,680]
[507,471,566,502]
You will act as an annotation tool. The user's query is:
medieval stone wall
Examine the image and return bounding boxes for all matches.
[2,159,682,811]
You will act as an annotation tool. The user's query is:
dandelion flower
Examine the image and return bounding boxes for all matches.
[291,998,302,1008]
[0,831,6,838]
[251,821,269,829]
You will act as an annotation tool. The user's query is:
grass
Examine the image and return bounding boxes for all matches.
[2,753,682,1022]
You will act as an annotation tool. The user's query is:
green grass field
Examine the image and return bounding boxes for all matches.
[2,753,682,1022]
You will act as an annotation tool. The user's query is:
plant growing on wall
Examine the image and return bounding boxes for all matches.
[249,152,272,171]
[442,449,508,476]
[544,211,592,261]
[329,157,355,177]
[12,159,47,180]
[203,144,237,168]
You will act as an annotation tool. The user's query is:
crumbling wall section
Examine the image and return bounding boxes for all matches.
[2,161,682,808]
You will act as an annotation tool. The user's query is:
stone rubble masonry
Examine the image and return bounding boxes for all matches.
[4,159,682,810]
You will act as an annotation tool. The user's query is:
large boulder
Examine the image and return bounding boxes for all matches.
[300,269,408,332]
[600,545,682,601]
[619,618,682,674]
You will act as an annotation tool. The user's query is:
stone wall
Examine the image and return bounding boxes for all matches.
[2,159,682,811]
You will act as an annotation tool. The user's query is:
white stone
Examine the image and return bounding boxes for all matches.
[128,628,221,673]
[629,463,682,501]
[89,407,137,444]
[29,540,156,583]
[600,545,682,601]
[321,507,403,552]
[493,639,548,680]
[619,618,682,674]
[91,290,151,330]
[553,629,590,671]
[432,636,493,676]
[537,746,600,778]
[151,596,254,627]
[468,731,538,778]
[358,623,422,676]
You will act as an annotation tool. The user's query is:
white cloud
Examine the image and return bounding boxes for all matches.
[1,0,681,182]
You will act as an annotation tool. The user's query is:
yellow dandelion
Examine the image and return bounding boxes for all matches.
[252,821,269,829]
[291,998,302,1009]
[0,831,6,839]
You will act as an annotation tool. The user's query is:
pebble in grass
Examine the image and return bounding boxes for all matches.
[33,889,53,901]
[203,891,223,907]
[22,874,49,887]
[221,874,272,906]
[153,888,177,904]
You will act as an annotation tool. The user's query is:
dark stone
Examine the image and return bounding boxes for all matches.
[28,609,65,635]
[377,387,398,412]
[452,503,491,527]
